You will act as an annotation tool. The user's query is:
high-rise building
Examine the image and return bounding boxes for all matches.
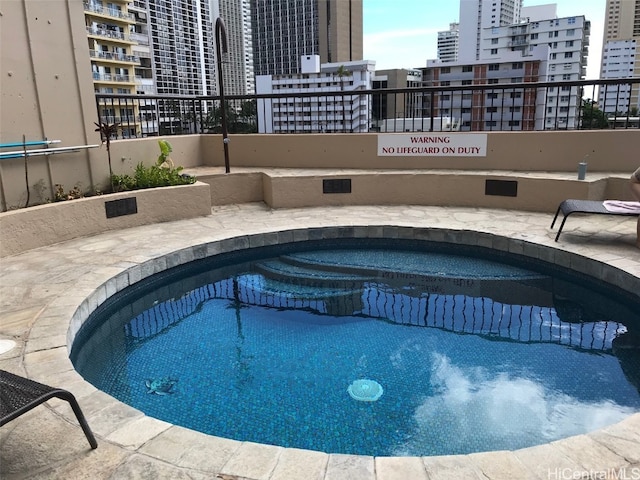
[423,58,545,131]
[458,0,523,63]
[85,0,142,137]
[212,0,255,95]
[372,69,424,124]
[250,0,363,76]
[256,56,374,133]
[599,0,640,115]
[429,2,590,130]
[146,0,217,96]
[437,23,459,63]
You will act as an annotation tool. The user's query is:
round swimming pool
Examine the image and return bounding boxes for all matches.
[71,238,640,456]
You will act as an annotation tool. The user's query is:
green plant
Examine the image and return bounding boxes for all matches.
[109,140,195,191]
[94,121,120,192]
[157,139,174,167]
[111,173,137,192]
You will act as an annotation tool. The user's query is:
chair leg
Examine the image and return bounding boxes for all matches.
[555,216,569,242]
[54,390,98,449]
[550,204,562,229]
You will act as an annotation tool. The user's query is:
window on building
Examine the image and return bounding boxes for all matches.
[486,107,498,113]
[490,48,498,55]
[531,33,538,39]
[509,106,521,112]
[512,62,523,69]
[560,95,570,102]
[567,29,575,36]
[441,67,451,73]
[488,64,500,71]
[566,40,574,47]
[568,17,576,24]
[462,80,472,85]
[547,107,554,113]
[441,80,450,86]
[562,74,571,80]
[564,52,573,58]
[560,106,569,112]
[510,92,522,98]
[461,108,471,113]
[511,77,522,83]
[487,93,499,99]
[492,38,499,44]
[551,53,557,59]
[508,120,520,126]
[488,78,499,84]
[462,65,473,72]
[486,120,497,127]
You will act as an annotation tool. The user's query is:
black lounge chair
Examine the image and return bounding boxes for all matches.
[551,199,640,242]
[0,369,97,449]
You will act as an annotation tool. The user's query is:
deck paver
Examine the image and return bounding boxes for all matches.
[0,204,639,479]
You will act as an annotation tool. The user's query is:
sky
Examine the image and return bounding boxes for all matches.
[363,0,606,79]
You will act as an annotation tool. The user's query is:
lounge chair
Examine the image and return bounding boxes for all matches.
[550,199,640,242]
[0,370,97,449]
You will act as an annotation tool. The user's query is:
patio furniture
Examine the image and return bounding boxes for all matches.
[550,199,640,242]
[0,370,97,449]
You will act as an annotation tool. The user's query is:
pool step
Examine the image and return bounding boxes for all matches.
[253,258,374,290]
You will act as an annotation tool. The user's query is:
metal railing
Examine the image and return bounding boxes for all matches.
[123,274,626,353]
[95,78,640,139]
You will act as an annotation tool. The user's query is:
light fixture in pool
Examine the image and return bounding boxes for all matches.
[348,379,383,402]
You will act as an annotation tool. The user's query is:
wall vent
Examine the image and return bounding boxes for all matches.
[485,179,518,197]
[105,197,138,218]
[323,178,352,194]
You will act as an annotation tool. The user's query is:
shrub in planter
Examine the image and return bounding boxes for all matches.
[111,140,196,192]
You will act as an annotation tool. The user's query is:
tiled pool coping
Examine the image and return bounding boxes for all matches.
[1,204,639,479]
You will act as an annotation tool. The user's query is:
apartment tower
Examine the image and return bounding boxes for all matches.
[599,0,640,114]
[85,0,141,137]
[458,0,523,62]
[212,0,255,95]
[250,0,363,76]
[437,23,460,63]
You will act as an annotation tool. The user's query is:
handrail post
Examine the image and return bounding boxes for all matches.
[215,17,230,173]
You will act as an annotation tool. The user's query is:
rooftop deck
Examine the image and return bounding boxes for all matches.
[1,203,639,480]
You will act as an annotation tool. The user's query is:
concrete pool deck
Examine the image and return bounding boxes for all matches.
[1,203,639,480]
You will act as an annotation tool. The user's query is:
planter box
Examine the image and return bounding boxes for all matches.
[0,182,212,257]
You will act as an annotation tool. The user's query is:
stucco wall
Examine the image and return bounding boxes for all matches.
[0,182,212,257]
[201,130,639,172]
[0,0,106,211]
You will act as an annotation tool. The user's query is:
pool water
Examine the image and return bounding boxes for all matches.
[73,245,640,456]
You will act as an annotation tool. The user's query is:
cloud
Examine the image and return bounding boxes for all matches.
[392,353,636,456]
[364,28,441,69]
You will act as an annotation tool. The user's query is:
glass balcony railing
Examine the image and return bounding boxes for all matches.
[93,72,134,83]
[89,50,139,63]
[86,26,130,42]
[83,2,135,22]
